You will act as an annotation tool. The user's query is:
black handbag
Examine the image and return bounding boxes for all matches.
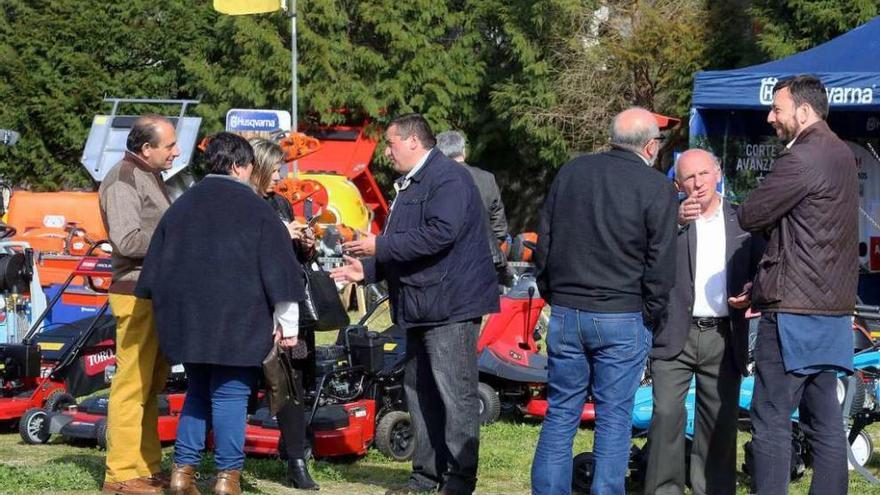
[300,264,350,331]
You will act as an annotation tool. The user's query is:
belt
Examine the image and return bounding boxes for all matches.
[692,316,728,329]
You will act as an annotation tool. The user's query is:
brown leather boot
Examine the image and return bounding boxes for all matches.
[169,464,201,495]
[101,477,162,494]
[213,470,241,495]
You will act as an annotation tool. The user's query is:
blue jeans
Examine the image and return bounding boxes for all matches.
[174,363,260,470]
[531,306,650,495]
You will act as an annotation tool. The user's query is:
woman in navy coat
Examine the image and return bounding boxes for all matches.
[136,133,304,495]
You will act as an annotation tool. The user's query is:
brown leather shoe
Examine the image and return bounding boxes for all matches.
[169,464,201,495]
[213,469,241,495]
[101,477,163,495]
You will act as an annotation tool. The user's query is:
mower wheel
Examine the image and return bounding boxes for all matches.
[44,390,76,413]
[571,451,595,493]
[477,382,501,425]
[375,411,415,462]
[19,408,50,444]
[95,418,108,450]
[848,428,874,469]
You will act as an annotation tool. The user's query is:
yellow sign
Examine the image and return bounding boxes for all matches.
[38,342,64,351]
[383,343,397,352]
[213,0,283,15]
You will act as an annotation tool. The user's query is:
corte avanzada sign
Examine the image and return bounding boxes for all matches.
[759,77,874,105]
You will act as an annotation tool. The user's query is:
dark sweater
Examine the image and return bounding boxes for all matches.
[534,149,678,326]
[135,175,305,367]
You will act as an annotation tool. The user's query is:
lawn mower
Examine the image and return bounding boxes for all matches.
[28,367,187,447]
[476,268,595,425]
[2,253,114,434]
[245,294,414,462]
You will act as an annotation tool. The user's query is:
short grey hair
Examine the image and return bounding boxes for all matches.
[436,130,467,160]
[609,107,660,153]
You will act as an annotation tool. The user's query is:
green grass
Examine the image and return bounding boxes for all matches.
[3,420,880,494]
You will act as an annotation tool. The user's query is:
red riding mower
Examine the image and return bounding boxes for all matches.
[245,295,414,462]
[476,256,595,425]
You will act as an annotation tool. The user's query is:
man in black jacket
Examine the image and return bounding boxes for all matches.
[332,114,498,495]
[435,130,509,269]
[739,75,858,495]
[531,107,678,495]
[643,149,761,495]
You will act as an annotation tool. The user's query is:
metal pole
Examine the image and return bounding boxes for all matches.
[290,0,299,176]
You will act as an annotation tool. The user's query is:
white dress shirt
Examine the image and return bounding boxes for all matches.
[692,200,729,317]
[274,301,300,338]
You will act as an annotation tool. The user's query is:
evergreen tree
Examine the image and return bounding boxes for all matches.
[750,0,878,58]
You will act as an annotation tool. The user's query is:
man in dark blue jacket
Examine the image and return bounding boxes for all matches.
[333,114,498,495]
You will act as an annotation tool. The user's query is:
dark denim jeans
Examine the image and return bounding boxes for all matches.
[174,363,260,470]
[405,320,481,494]
[532,305,650,495]
[750,315,847,495]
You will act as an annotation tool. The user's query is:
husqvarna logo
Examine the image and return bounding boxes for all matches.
[759,76,874,106]
[759,77,779,105]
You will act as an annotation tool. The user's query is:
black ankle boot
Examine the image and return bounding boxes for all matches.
[287,459,319,490]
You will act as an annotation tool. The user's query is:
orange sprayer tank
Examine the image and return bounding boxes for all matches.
[6,191,110,286]
[7,192,107,240]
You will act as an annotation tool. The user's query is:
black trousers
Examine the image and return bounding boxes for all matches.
[405,320,481,494]
[750,314,847,495]
[644,320,740,495]
[277,327,316,461]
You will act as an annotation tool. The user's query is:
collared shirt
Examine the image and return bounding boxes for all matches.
[692,199,728,317]
[777,313,853,374]
[386,148,434,226]
[405,148,432,181]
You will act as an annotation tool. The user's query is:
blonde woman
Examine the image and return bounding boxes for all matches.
[249,138,319,491]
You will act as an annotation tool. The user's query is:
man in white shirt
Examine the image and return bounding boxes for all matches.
[643,149,762,495]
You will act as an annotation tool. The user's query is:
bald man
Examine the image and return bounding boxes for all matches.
[532,107,677,495]
[643,149,762,495]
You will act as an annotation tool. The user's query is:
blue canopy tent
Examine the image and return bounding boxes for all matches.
[689,16,880,295]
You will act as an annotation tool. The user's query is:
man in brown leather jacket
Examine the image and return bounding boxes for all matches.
[738,75,858,495]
